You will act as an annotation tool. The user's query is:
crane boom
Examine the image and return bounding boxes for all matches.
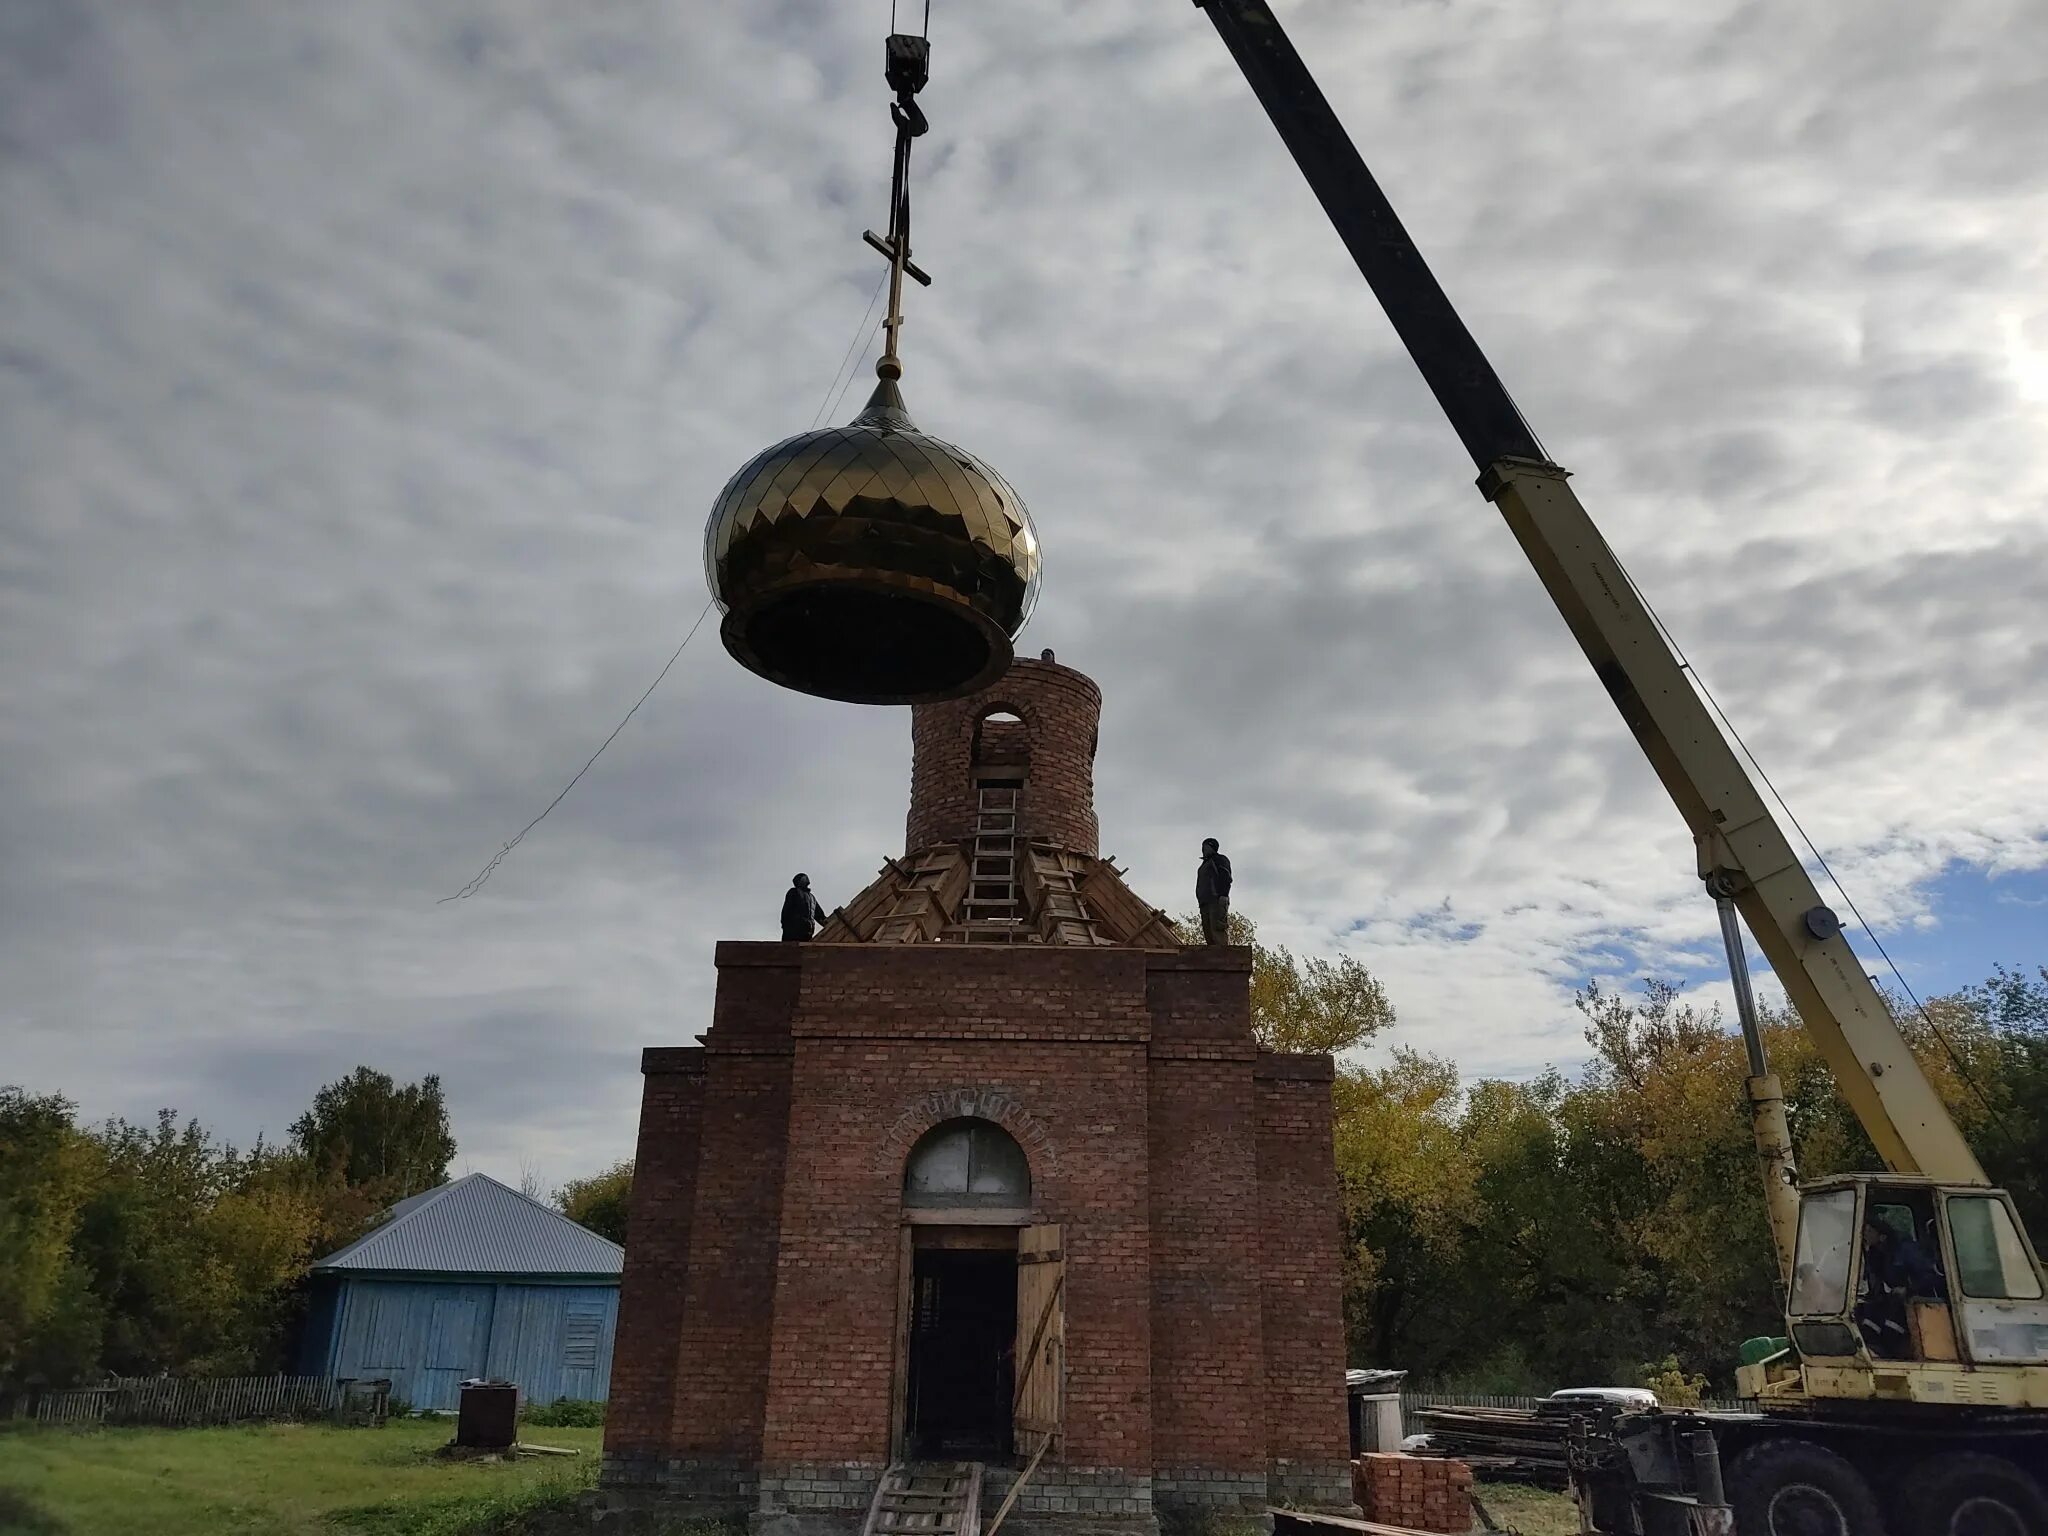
[1193,0,1986,1184]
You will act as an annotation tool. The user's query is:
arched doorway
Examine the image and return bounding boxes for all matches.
[895,1118,1056,1462]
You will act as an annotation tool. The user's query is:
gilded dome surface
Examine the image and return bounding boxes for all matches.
[704,379,1041,705]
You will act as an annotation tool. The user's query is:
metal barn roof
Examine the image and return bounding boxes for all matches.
[311,1173,624,1281]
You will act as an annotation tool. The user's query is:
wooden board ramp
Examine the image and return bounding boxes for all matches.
[1274,1510,1450,1536]
[862,1463,984,1536]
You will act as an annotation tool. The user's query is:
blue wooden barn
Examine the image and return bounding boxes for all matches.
[301,1173,623,1412]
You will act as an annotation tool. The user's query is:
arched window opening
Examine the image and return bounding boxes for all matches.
[903,1117,1032,1210]
[972,707,1030,768]
[969,708,1030,926]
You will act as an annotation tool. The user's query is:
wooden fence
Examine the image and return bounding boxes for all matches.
[6,1374,387,1428]
[1399,1391,1756,1436]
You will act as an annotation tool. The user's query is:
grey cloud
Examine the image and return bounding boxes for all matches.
[4,0,2045,1176]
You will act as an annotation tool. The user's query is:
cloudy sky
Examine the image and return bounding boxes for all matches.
[6,0,2045,1188]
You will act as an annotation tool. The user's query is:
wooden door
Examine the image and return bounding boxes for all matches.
[1012,1224,1064,1458]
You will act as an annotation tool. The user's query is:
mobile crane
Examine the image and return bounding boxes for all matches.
[1182,3,2048,1533]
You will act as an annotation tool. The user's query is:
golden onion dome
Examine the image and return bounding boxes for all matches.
[704,377,1041,705]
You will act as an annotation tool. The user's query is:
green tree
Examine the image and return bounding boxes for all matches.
[70,1112,243,1375]
[1173,911,1395,1054]
[1316,960,2046,1394]
[1462,1070,1659,1388]
[1333,1051,1477,1371]
[13,1262,107,1386]
[4,1067,460,1387]
[65,1114,328,1378]
[289,1067,455,1206]
[198,1146,326,1371]
[1571,979,1786,1376]
[1957,964,2048,1232]
[0,1089,102,1381]
[556,1160,633,1246]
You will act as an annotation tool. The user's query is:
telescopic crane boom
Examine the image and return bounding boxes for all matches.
[1184,8,2048,1527]
[1192,0,1984,1192]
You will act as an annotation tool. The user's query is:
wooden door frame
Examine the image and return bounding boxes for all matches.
[889,1218,1029,1463]
[890,1225,914,1462]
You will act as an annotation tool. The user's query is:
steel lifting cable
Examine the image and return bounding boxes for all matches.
[444,3,935,902]
[890,0,932,39]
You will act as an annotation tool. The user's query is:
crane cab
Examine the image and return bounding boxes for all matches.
[1763,1174,2048,1407]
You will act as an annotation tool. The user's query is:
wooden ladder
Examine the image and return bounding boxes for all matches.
[1022,847,1111,946]
[872,850,968,945]
[862,1462,983,1536]
[960,784,1026,939]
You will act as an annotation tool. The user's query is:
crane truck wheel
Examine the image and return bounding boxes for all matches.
[1909,1452,2048,1536]
[1728,1437,1886,1536]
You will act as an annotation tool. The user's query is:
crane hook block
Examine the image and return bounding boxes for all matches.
[885,34,930,97]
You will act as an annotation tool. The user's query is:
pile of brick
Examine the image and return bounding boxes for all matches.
[1352,1452,1475,1534]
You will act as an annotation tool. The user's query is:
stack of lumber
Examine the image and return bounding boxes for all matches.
[1411,1404,1570,1487]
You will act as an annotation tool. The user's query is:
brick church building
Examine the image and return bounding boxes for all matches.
[600,654,1351,1533]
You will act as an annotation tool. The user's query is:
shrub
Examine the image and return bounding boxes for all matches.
[1641,1354,1707,1407]
[521,1397,603,1428]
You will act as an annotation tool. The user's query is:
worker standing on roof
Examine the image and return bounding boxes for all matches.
[781,873,829,942]
[1197,838,1233,945]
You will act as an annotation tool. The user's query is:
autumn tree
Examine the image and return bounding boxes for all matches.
[557,1160,633,1245]
[66,1113,323,1376]
[1568,980,1787,1377]
[1956,964,2048,1232]
[1174,911,1395,1054]
[1332,1051,1477,1371]
[1,1064,462,1387]
[0,1089,103,1382]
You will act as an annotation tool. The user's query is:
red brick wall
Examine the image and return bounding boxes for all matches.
[663,948,799,1460]
[604,1047,705,1460]
[609,941,1353,1514]
[758,945,1155,1475]
[785,942,1150,1042]
[1147,951,1267,1479]
[1255,1052,1351,1473]
[906,656,1100,856]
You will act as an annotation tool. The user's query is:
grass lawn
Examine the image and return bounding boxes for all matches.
[0,1420,1587,1536]
[0,1417,602,1536]
[1470,1480,1579,1536]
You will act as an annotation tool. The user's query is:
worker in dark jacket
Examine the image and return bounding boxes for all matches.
[781,873,829,942]
[1196,838,1233,945]
[1856,1217,1947,1358]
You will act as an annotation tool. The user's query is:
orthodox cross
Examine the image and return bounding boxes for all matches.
[865,31,934,382]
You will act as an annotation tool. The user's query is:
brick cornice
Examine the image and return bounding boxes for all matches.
[713,941,806,968]
[641,1046,708,1077]
[1146,946,1254,976]
[1253,1050,1336,1082]
[1148,1042,1260,1062]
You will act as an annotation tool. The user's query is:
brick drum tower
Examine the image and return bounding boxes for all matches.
[600,654,1353,1535]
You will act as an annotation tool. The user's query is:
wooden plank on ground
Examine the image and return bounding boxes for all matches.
[1273,1513,1448,1536]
